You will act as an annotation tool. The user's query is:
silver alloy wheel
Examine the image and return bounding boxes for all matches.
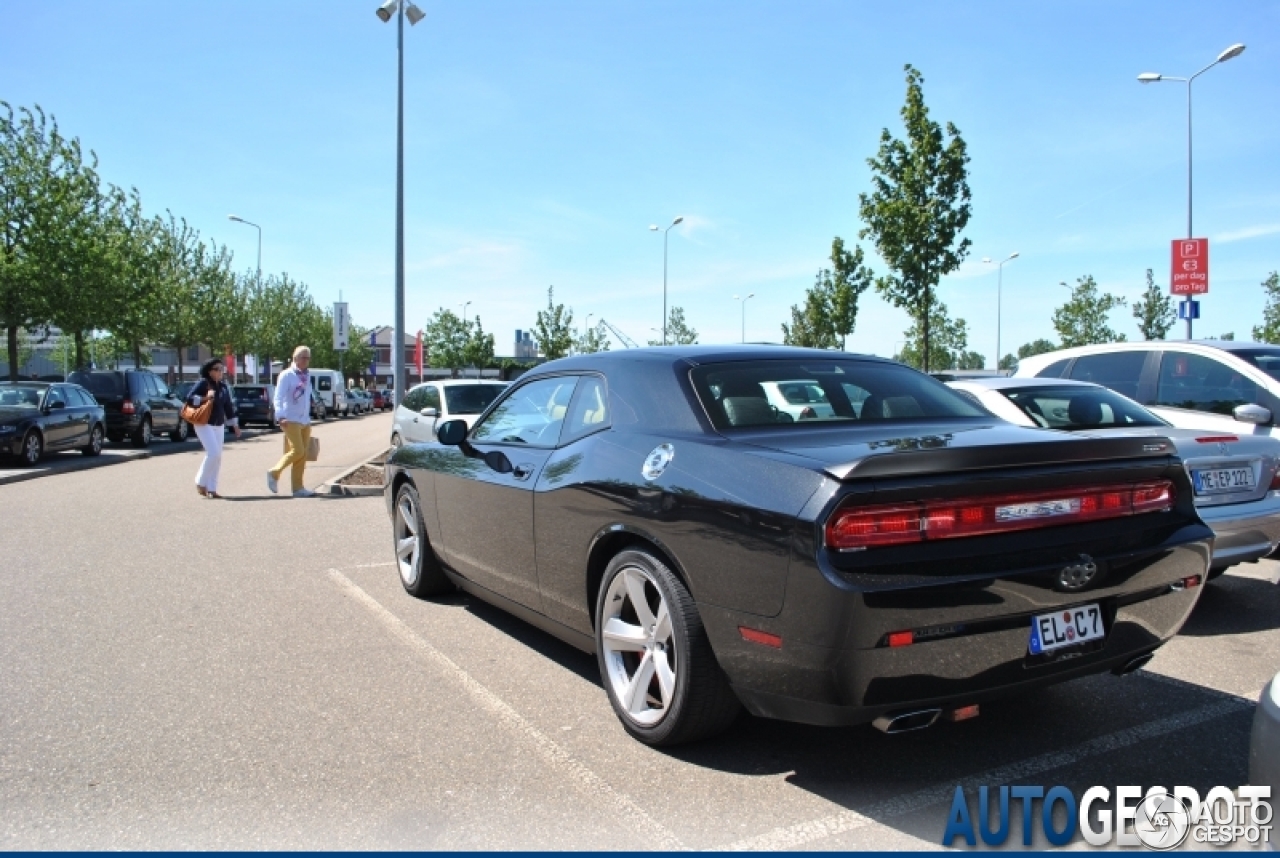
[394,491,421,587]
[90,427,102,454]
[22,432,41,465]
[140,419,151,445]
[601,565,676,727]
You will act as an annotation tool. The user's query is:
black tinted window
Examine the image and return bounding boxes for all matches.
[423,386,442,411]
[443,384,503,415]
[1231,348,1280,383]
[1155,351,1254,415]
[1067,352,1147,399]
[235,386,267,401]
[401,386,425,411]
[1036,358,1071,379]
[69,372,123,396]
[691,359,985,431]
[1002,385,1165,430]
[46,386,67,408]
[67,387,94,407]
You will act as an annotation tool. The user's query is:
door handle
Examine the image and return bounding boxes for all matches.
[512,463,535,481]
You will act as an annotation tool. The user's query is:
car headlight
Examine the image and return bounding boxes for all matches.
[0,425,16,434]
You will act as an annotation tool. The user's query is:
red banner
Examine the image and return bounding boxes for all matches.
[1171,238,1209,295]
[224,346,237,381]
[415,331,424,379]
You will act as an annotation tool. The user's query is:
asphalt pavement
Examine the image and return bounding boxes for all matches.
[1,410,1277,849]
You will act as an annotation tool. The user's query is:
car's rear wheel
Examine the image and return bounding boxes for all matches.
[21,431,43,466]
[131,416,152,447]
[169,419,190,443]
[595,549,740,746]
[81,425,103,457]
[394,483,453,597]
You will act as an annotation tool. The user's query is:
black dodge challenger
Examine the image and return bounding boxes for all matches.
[384,346,1212,746]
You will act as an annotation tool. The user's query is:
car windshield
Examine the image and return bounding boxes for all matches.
[691,359,986,430]
[444,384,505,415]
[1231,348,1280,383]
[1000,385,1166,430]
[0,384,48,408]
[234,387,266,401]
[67,372,123,396]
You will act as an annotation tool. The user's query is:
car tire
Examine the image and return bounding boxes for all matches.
[131,416,152,447]
[169,419,190,443]
[595,549,741,747]
[81,425,104,457]
[393,482,453,598]
[20,430,43,466]
[1207,565,1229,582]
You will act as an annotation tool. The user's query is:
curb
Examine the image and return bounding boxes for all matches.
[318,447,390,497]
[0,449,152,487]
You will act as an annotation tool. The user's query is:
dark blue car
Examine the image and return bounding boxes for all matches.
[0,381,106,465]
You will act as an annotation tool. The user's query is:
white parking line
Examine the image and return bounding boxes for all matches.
[715,693,1253,851]
[326,569,688,851]
[351,562,395,568]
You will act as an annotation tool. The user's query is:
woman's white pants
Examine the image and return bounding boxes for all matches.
[194,423,225,493]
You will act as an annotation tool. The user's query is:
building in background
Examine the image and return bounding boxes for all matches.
[514,329,536,359]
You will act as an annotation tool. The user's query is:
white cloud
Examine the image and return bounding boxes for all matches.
[1213,224,1280,244]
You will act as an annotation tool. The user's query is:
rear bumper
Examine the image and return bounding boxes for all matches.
[701,526,1212,727]
[1198,492,1280,568]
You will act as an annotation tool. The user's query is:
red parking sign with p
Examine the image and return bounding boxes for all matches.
[1171,238,1209,294]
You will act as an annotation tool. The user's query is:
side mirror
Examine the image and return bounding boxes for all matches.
[1233,403,1272,425]
[437,419,468,445]
[421,407,439,418]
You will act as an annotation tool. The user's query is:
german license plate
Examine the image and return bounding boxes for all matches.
[1029,604,1104,655]
[1192,467,1254,495]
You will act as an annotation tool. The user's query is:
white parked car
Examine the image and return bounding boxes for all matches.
[308,369,349,417]
[758,380,837,420]
[1250,669,1280,832]
[948,376,1280,578]
[391,380,508,447]
[1013,340,1280,437]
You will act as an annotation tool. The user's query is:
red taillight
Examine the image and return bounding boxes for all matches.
[1270,471,1280,491]
[825,481,1176,551]
[121,399,135,415]
[1181,574,1202,589]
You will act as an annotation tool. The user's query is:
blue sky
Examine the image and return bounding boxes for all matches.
[3,1,1278,363]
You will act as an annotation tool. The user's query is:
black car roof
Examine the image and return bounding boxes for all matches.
[525,345,894,375]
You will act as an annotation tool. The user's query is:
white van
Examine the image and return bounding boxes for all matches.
[1013,340,1280,436]
[308,369,349,417]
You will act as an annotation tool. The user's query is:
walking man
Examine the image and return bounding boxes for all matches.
[268,346,315,498]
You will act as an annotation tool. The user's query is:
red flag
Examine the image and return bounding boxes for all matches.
[415,331,424,379]
[224,346,236,382]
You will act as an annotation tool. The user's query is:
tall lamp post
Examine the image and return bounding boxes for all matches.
[227,214,261,381]
[1138,42,1245,340]
[733,293,754,343]
[981,252,1018,371]
[375,0,426,403]
[649,216,684,345]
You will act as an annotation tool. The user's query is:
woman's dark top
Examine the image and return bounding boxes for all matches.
[189,380,237,427]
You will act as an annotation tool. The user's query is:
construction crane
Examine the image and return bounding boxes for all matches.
[598,318,639,349]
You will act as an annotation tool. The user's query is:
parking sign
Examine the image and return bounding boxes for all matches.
[1170,239,1209,295]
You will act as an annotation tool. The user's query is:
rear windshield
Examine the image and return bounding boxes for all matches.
[444,384,505,415]
[234,387,267,401]
[1232,349,1280,383]
[999,385,1166,430]
[690,359,986,431]
[67,372,123,396]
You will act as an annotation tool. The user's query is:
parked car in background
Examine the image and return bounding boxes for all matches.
[386,346,1213,746]
[1250,669,1280,816]
[308,369,348,417]
[348,389,372,415]
[172,380,196,402]
[391,380,508,447]
[232,384,277,429]
[1014,340,1280,438]
[0,381,106,465]
[370,389,388,411]
[67,369,188,446]
[947,376,1280,578]
[309,386,328,422]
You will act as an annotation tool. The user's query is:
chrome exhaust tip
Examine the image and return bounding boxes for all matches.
[1114,653,1154,676]
[872,708,942,734]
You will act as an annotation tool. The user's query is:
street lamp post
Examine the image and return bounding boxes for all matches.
[649,216,684,345]
[981,252,1018,370]
[1138,42,1245,340]
[733,293,754,343]
[376,0,425,402]
[227,215,261,382]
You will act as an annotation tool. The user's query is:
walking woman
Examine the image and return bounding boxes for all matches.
[188,358,240,498]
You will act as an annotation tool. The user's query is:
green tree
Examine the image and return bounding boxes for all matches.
[1252,272,1280,343]
[423,307,470,375]
[858,65,972,372]
[648,306,698,346]
[1217,332,1235,341]
[1132,268,1175,341]
[151,215,208,380]
[462,315,496,375]
[781,272,839,348]
[782,237,875,349]
[1053,275,1127,348]
[574,321,611,355]
[1000,338,1057,371]
[893,301,977,371]
[533,286,575,359]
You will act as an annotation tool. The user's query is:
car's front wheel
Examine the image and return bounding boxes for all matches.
[393,482,453,597]
[21,430,43,466]
[595,549,740,746]
[81,425,103,456]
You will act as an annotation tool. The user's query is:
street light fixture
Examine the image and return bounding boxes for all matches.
[375,0,426,399]
[733,293,755,343]
[1137,42,1245,339]
[981,252,1019,371]
[228,214,262,381]
[649,215,684,345]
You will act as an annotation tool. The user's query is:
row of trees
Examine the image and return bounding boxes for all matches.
[1,101,372,384]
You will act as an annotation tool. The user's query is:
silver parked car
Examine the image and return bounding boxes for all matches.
[1250,669,1280,832]
[948,377,1280,578]
[391,380,508,447]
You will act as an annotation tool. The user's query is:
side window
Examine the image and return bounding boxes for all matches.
[69,388,94,407]
[1036,358,1071,379]
[423,386,442,412]
[471,376,579,447]
[153,377,170,397]
[46,386,67,408]
[1155,352,1254,415]
[562,376,610,444]
[401,387,424,411]
[1067,352,1146,399]
[318,376,332,392]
